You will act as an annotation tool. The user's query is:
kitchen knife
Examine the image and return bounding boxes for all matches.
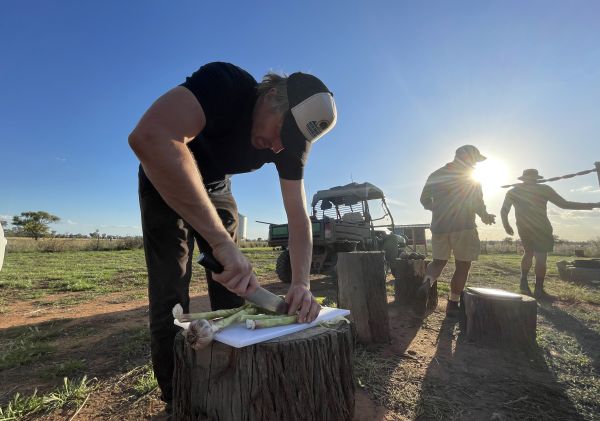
[197,252,289,315]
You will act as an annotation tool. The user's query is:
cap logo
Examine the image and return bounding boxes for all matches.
[306,120,330,138]
[291,92,337,142]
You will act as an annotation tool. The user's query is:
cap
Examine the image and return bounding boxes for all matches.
[280,73,337,163]
[455,145,486,162]
[518,169,544,181]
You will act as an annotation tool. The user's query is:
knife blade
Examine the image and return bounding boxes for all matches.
[197,252,289,315]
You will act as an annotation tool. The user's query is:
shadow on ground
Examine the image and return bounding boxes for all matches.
[417,309,585,420]
[538,302,600,373]
[0,294,215,419]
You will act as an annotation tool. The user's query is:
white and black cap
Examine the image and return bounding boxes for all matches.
[281,73,337,163]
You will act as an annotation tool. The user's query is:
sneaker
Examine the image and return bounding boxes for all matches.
[520,285,532,295]
[413,280,430,318]
[519,278,532,296]
[446,300,460,318]
[533,289,556,301]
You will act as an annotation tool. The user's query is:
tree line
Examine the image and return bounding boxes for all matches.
[1,211,134,240]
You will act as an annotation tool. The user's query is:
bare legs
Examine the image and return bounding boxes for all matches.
[425,259,447,280]
[521,249,533,276]
[450,260,472,299]
[420,258,471,318]
[425,259,471,298]
[520,249,534,294]
[413,259,448,317]
[533,252,548,298]
[520,248,548,297]
[534,252,547,283]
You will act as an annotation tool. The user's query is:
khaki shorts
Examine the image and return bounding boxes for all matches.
[431,228,480,261]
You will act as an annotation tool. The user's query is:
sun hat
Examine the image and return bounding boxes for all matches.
[280,73,337,163]
[518,169,544,181]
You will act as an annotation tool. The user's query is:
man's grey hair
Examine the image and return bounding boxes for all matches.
[257,72,289,114]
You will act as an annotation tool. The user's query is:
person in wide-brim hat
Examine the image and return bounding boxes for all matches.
[501,168,600,299]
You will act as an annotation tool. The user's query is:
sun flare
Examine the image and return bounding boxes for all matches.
[472,158,509,194]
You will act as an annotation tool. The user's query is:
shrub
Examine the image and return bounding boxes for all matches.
[115,237,144,250]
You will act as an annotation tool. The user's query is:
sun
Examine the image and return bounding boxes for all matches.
[472,158,509,194]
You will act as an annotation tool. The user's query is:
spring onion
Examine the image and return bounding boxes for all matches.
[245,315,298,330]
[172,303,250,322]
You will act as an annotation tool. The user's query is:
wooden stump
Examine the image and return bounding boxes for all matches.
[391,258,430,305]
[463,288,537,350]
[556,260,570,281]
[337,251,390,343]
[567,267,600,282]
[173,323,354,421]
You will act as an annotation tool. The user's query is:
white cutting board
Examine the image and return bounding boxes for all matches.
[175,307,350,348]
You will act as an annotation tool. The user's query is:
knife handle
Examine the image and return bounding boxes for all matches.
[197,252,224,274]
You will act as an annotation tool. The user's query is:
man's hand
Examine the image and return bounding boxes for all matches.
[285,284,321,323]
[211,241,259,297]
[481,213,496,225]
[504,225,514,236]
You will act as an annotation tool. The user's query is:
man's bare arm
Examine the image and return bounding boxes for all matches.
[128,86,256,296]
[473,183,496,224]
[420,179,433,210]
[129,86,230,245]
[500,194,514,235]
[546,187,598,210]
[280,178,320,323]
[473,183,486,217]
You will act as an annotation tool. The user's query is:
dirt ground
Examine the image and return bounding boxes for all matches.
[1,272,598,420]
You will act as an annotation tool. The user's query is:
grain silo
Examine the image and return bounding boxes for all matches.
[237,213,248,240]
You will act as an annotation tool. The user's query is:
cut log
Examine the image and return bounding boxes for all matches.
[337,251,390,343]
[556,260,570,281]
[463,287,537,350]
[567,266,600,283]
[391,258,431,305]
[173,323,354,421]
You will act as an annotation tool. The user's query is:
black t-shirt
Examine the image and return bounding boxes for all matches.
[181,62,304,184]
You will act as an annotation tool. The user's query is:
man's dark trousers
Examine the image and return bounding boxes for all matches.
[138,168,243,403]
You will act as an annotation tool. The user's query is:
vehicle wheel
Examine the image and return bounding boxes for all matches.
[276,249,292,284]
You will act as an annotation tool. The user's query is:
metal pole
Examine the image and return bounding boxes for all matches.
[595,162,600,188]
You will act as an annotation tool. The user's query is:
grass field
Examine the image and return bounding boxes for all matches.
[0,248,599,420]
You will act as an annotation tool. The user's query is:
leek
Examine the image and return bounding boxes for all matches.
[172,303,250,322]
[245,315,298,330]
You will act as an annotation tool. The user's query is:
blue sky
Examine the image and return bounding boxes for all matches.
[1,1,599,240]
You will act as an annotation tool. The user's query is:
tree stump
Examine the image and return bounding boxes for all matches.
[337,251,390,343]
[173,323,354,421]
[463,287,537,350]
[390,258,431,305]
[556,260,570,281]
